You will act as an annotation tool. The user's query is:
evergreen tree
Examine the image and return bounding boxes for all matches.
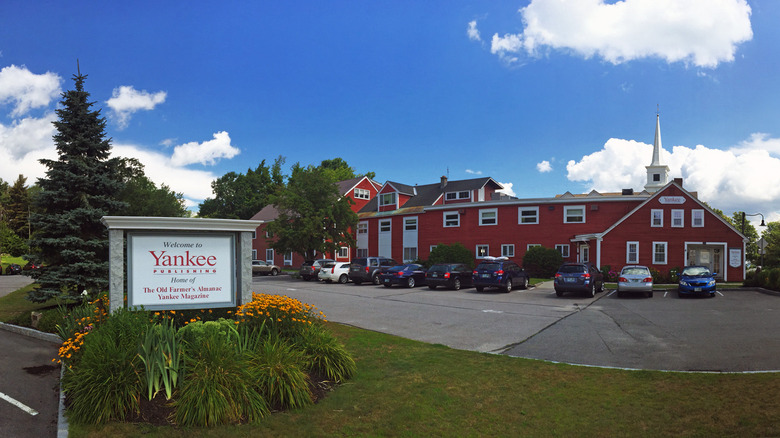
[6,175,31,238]
[27,71,126,302]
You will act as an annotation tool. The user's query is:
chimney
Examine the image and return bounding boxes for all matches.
[673,178,683,187]
[440,175,448,189]
[621,189,633,196]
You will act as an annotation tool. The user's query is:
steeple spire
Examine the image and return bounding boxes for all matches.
[645,110,670,193]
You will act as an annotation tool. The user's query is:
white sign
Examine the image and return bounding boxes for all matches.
[128,233,236,310]
[729,248,742,268]
[659,196,686,204]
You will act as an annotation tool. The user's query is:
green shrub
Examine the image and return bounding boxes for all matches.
[248,335,313,411]
[175,326,268,426]
[138,319,182,401]
[177,318,237,345]
[427,242,475,268]
[297,322,356,382]
[768,269,780,291]
[522,246,563,278]
[61,308,149,425]
[35,308,62,333]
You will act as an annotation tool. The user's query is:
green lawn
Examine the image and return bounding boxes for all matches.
[2,283,776,437]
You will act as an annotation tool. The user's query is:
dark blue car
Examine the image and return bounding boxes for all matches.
[379,264,427,288]
[472,258,529,293]
[678,265,717,298]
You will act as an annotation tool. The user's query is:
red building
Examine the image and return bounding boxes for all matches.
[250,176,381,267]
[252,116,748,281]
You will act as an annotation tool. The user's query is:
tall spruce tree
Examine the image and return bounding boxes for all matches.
[27,71,126,302]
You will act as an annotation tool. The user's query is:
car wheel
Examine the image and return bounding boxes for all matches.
[270,269,278,276]
[372,274,380,285]
[453,279,461,291]
[598,281,604,293]
[586,283,595,298]
[428,285,437,290]
[504,279,513,293]
[475,286,484,292]
[338,274,348,284]
[407,277,416,288]
[520,276,529,290]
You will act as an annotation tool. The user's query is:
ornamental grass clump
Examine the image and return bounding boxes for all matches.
[61,308,149,425]
[297,322,357,382]
[174,325,269,427]
[247,335,313,411]
[138,318,182,401]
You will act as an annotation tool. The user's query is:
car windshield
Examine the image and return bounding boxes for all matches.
[477,263,501,271]
[559,265,586,274]
[622,267,650,276]
[682,267,712,276]
[322,262,335,268]
[387,266,406,273]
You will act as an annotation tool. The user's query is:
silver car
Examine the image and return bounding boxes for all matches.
[617,265,653,298]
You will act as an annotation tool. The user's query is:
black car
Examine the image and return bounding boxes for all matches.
[4,263,22,275]
[426,263,473,290]
[379,264,427,288]
[299,259,335,281]
[349,256,399,285]
[472,258,529,293]
[554,263,604,297]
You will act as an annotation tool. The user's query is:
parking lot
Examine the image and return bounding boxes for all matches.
[253,275,780,372]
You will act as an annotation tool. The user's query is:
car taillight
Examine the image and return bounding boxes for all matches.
[643,277,653,282]
[331,267,335,273]
[618,277,628,282]
[496,270,504,275]
[365,266,370,273]
[473,270,478,275]
[311,266,316,271]
[555,273,561,278]
[583,273,591,278]
[444,272,450,279]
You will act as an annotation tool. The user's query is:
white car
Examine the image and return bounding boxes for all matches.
[318,262,352,284]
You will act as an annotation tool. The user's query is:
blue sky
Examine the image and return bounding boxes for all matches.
[1,0,778,225]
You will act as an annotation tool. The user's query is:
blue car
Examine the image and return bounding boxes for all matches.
[678,265,717,298]
[379,264,427,288]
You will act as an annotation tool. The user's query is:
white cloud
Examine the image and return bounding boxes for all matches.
[0,65,61,117]
[0,113,57,160]
[496,182,516,197]
[483,0,752,68]
[170,131,240,166]
[465,168,483,175]
[112,142,218,203]
[566,134,780,220]
[537,160,552,173]
[467,20,482,42]
[106,85,167,129]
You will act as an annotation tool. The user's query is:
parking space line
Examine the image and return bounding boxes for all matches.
[664,291,668,297]
[0,391,38,416]
[717,291,724,296]
[607,290,616,297]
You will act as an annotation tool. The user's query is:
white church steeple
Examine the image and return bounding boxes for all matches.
[645,111,670,193]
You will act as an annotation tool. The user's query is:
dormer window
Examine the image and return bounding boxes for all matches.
[445,191,471,201]
[379,192,396,207]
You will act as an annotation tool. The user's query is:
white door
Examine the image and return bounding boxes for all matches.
[378,219,392,258]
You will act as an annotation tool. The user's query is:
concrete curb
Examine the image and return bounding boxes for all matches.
[0,323,68,437]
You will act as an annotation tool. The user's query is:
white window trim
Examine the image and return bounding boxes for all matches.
[404,217,418,231]
[354,188,371,200]
[479,208,498,226]
[337,247,349,258]
[692,209,704,227]
[403,247,418,262]
[652,241,668,265]
[358,221,368,234]
[265,249,274,264]
[443,211,460,228]
[251,231,257,239]
[445,190,471,201]
[527,244,541,250]
[672,209,684,228]
[252,249,258,260]
[379,219,392,233]
[556,244,570,258]
[564,205,586,224]
[518,206,539,224]
[651,209,663,227]
[379,192,397,208]
[356,248,368,258]
[476,244,489,259]
[284,252,293,266]
[626,241,639,264]
[501,244,515,258]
